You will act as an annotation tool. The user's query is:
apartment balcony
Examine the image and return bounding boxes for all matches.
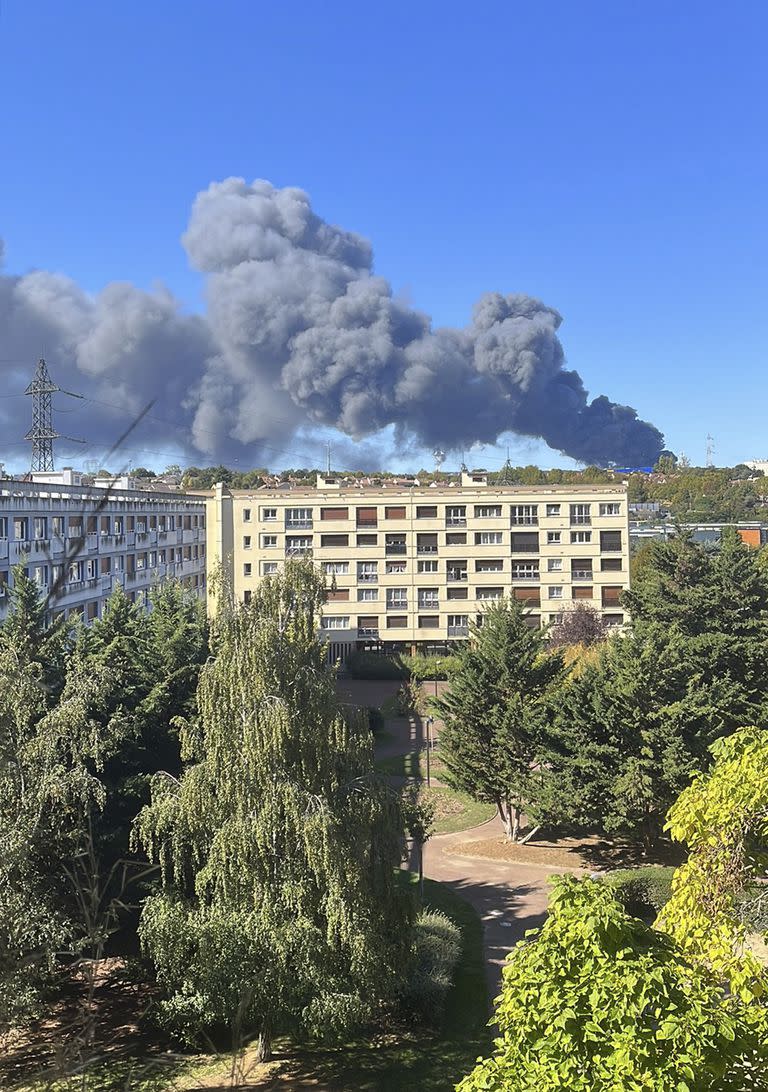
[356,518,377,528]
[445,516,467,527]
[285,546,312,557]
[357,627,379,639]
[510,517,538,526]
[570,517,592,526]
[385,543,407,555]
[447,572,468,583]
[386,601,408,611]
[417,545,438,554]
[571,569,593,581]
[285,519,313,530]
[358,573,378,583]
[448,624,469,637]
[418,601,439,611]
[511,572,540,581]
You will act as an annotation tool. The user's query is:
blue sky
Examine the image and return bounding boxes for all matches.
[1,1,766,473]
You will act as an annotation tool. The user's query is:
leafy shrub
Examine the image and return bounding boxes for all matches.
[604,866,675,921]
[345,650,459,681]
[400,909,462,1022]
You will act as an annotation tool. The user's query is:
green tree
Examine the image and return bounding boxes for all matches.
[1,565,68,695]
[433,599,563,841]
[135,561,411,1059]
[458,877,766,1091]
[543,627,743,851]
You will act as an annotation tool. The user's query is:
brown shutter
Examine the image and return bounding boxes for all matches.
[326,589,350,601]
[416,505,438,518]
[386,615,408,628]
[385,506,407,519]
[356,506,378,527]
[320,534,349,547]
[357,615,378,628]
[321,507,349,520]
[573,586,593,599]
[601,586,622,604]
[514,586,540,601]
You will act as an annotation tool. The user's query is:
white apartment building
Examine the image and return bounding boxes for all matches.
[0,477,207,625]
[207,472,630,658]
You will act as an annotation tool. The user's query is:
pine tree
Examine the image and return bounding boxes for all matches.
[433,599,564,841]
[1,565,68,697]
[134,561,411,1058]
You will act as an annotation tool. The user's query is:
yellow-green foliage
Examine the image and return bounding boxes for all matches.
[656,726,768,1002]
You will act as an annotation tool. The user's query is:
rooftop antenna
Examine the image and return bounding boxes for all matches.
[24,358,87,472]
[325,441,332,475]
[498,446,515,485]
[705,433,715,468]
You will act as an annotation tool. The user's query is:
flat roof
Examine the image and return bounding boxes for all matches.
[209,482,628,500]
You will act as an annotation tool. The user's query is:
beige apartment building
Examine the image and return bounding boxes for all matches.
[206,471,630,657]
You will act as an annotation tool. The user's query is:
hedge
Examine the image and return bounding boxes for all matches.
[603,866,675,921]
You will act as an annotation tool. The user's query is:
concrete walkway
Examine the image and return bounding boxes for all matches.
[423,815,561,996]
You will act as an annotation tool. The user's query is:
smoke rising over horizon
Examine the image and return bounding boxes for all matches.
[0,177,665,469]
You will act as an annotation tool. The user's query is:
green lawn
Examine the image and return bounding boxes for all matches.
[375,750,496,834]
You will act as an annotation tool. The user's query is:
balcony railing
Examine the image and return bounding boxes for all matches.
[286,519,313,529]
[418,600,439,610]
[386,601,408,611]
[511,516,538,526]
[570,516,591,526]
[445,516,467,527]
[511,571,539,580]
[356,519,378,528]
[285,546,312,556]
[385,543,407,555]
[358,573,378,583]
[571,570,593,581]
[447,572,468,582]
[358,628,379,639]
[417,545,438,554]
[448,625,469,637]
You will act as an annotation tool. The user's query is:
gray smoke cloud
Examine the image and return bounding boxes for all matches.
[0,177,664,468]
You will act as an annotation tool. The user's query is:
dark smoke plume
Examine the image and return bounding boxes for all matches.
[0,178,664,466]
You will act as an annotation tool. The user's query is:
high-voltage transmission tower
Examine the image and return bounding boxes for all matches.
[23,358,86,472]
[25,358,61,471]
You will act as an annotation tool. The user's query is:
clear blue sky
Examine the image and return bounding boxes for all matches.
[1,0,766,471]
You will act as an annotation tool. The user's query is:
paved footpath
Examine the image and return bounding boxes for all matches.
[423,816,572,997]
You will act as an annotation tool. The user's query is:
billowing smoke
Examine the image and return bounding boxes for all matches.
[0,178,664,467]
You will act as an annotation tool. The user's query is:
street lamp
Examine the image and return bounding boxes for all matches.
[425,716,434,787]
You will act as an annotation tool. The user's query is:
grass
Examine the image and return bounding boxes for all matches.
[375,750,496,834]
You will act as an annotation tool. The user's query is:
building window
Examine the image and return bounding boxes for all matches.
[416,505,437,518]
[475,531,503,545]
[385,506,407,520]
[261,507,276,521]
[601,557,622,571]
[570,503,591,526]
[0,518,7,539]
[417,533,439,554]
[321,616,350,630]
[385,534,407,555]
[511,504,538,526]
[262,561,278,575]
[386,588,408,610]
[545,504,561,517]
[511,562,539,579]
[571,559,593,581]
[323,561,350,575]
[286,507,313,528]
[446,506,466,526]
[34,517,48,539]
[243,563,252,577]
[547,558,562,571]
[386,615,408,628]
[418,588,439,609]
[548,586,564,599]
[418,559,438,573]
[418,615,439,628]
[475,558,503,572]
[511,532,539,552]
[599,502,621,517]
[356,507,377,528]
[51,516,64,537]
[357,587,379,601]
[243,535,252,549]
[357,561,378,582]
[14,518,28,541]
[243,509,252,522]
[601,586,623,606]
[386,560,407,574]
[357,615,379,635]
[475,505,502,518]
[570,530,592,544]
[476,587,503,600]
[447,562,468,582]
[320,533,349,548]
[600,530,623,552]
[447,586,468,600]
[327,589,350,602]
[357,533,378,547]
[604,613,624,627]
[573,586,593,600]
[447,614,468,635]
[547,531,561,544]
[243,590,252,605]
[446,532,467,545]
[321,507,348,520]
[262,534,278,548]
[285,536,313,554]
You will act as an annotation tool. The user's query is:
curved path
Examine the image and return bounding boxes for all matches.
[422,816,573,996]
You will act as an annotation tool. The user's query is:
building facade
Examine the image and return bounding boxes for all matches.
[0,478,207,624]
[206,472,630,656]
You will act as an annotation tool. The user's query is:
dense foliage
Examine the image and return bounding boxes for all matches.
[434,599,564,840]
[135,561,412,1058]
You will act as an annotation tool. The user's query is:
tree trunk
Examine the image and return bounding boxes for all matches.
[520,824,540,845]
[511,804,521,843]
[497,798,513,841]
[255,1022,272,1064]
[418,839,424,905]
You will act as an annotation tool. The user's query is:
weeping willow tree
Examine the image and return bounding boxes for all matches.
[135,560,411,1059]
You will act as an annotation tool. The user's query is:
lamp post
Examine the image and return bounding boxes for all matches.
[425,716,433,787]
